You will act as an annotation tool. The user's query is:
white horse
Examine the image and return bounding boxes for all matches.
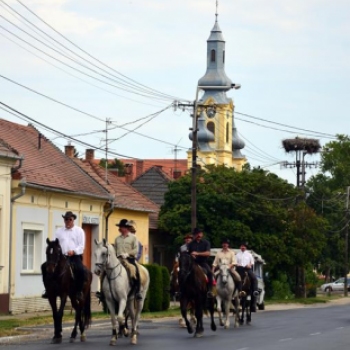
[215,259,240,329]
[94,239,150,345]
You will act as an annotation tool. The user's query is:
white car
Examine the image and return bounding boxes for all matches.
[320,278,350,292]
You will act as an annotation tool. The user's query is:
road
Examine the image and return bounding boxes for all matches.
[2,303,350,349]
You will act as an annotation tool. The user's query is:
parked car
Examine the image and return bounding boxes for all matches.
[320,278,350,292]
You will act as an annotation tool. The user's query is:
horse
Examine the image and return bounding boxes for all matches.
[43,238,92,344]
[170,258,196,328]
[236,266,253,325]
[215,259,239,329]
[94,239,150,345]
[178,253,216,337]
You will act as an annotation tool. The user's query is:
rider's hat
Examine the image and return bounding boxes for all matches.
[116,219,132,228]
[192,227,203,235]
[240,241,248,248]
[62,211,77,220]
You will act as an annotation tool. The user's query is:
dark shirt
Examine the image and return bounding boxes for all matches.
[187,239,211,264]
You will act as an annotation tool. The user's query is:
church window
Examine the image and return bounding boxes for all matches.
[223,50,225,63]
[207,121,215,136]
[211,49,216,62]
[226,122,229,143]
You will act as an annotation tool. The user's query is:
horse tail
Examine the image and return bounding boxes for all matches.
[82,288,92,328]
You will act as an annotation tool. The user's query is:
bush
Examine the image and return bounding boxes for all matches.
[160,266,170,310]
[144,264,163,312]
[270,273,293,300]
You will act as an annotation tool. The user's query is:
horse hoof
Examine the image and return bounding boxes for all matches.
[110,339,117,346]
[211,324,217,332]
[51,337,62,344]
[220,321,224,327]
[224,325,229,329]
[131,335,137,345]
[124,329,129,337]
[69,337,75,343]
[194,332,203,338]
[81,335,86,342]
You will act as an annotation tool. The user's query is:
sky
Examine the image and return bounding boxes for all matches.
[1,0,349,186]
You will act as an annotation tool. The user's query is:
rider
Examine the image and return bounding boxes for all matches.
[41,211,86,300]
[211,238,244,296]
[179,234,193,254]
[235,242,259,312]
[114,219,143,301]
[128,220,143,262]
[187,227,215,298]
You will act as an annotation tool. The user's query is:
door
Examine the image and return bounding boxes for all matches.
[82,224,92,269]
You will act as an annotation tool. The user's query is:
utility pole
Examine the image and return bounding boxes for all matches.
[344,186,350,296]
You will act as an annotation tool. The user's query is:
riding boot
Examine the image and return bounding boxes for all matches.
[236,281,246,298]
[207,284,214,298]
[134,266,143,301]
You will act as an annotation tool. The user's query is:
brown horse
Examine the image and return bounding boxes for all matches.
[178,253,216,337]
[236,266,253,325]
[170,258,196,328]
[43,238,92,344]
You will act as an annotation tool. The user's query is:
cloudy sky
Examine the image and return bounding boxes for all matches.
[1,0,349,185]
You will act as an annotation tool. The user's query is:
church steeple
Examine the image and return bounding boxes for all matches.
[197,4,232,89]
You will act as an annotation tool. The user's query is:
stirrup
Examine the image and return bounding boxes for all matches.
[41,290,48,299]
[135,292,143,301]
[238,291,246,298]
[207,291,214,298]
[253,291,259,297]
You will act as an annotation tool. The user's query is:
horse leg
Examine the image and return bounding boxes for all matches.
[216,296,224,326]
[224,298,230,329]
[180,298,193,334]
[247,296,252,325]
[105,298,118,345]
[232,296,240,328]
[49,296,63,344]
[207,296,217,332]
[239,298,245,325]
[127,299,138,345]
[194,302,204,338]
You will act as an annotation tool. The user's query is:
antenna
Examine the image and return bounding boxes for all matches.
[215,0,219,22]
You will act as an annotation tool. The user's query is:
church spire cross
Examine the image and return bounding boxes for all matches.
[215,0,219,22]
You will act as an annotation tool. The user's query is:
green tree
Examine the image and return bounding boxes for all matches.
[99,158,125,176]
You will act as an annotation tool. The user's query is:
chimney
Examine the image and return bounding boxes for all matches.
[85,149,95,161]
[124,163,133,184]
[136,160,144,178]
[65,145,75,158]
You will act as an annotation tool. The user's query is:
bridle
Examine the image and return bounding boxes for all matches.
[95,243,122,281]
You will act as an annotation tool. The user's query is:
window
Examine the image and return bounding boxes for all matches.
[207,121,215,136]
[226,122,229,143]
[23,230,36,271]
[210,49,216,62]
[223,50,225,63]
[21,223,43,273]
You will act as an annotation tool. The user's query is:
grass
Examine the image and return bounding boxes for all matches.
[265,293,344,305]
[0,307,182,338]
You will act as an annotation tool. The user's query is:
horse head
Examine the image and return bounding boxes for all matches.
[94,239,116,276]
[45,238,63,273]
[218,260,230,285]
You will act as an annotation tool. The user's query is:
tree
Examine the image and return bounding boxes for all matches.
[99,158,125,176]
[159,165,327,295]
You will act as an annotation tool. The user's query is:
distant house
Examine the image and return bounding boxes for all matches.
[0,119,160,315]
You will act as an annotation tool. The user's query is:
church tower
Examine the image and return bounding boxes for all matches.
[188,6,246,171]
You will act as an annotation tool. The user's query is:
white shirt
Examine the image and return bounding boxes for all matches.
[54,225,85,255]
[236,250,254,267]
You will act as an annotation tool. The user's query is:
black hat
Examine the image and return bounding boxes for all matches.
[192,227,203,235]
[240,242,248,248]
[116,219,131,228]
[62,211,77,220]
[222,238,230,245]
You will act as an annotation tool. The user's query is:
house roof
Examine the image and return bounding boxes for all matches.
[131,166,172,206]
[0,119,110,199]
[72,158,160,228]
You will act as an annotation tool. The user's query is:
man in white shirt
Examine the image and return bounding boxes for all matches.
[42,211,86,300]
[236,242,259,311]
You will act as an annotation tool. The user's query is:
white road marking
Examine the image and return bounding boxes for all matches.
[310,332,321,336]
[279,338,292,341]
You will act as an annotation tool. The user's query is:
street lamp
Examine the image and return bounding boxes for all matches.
[190,84,241,231]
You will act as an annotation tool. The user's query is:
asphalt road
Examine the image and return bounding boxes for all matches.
[2,302,350,350]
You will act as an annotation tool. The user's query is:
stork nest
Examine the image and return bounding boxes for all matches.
[282,137,321,154]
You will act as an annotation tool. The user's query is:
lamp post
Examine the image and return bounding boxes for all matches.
[191,84,241,231]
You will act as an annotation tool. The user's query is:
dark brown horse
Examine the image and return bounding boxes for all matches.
[44,238,92,344]
[178,253,216,337]
[236,266,253,325]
